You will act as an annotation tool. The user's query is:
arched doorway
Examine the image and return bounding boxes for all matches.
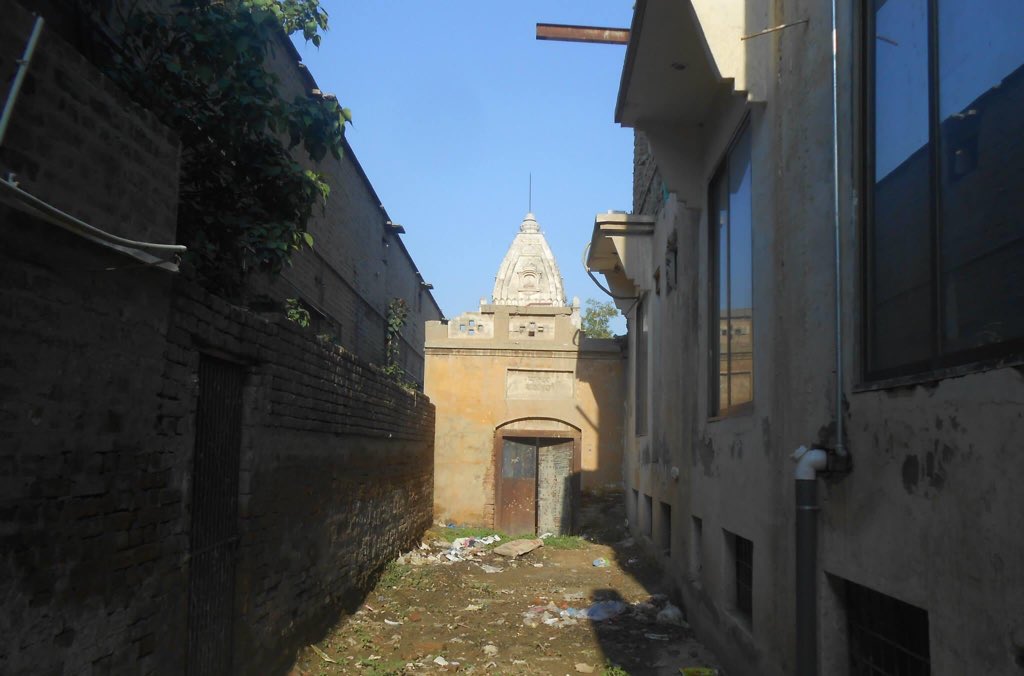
[493,419,581,535]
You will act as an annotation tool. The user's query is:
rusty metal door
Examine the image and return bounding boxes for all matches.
[497,438,537,535]
[186,356,243,675]
[537,439,575,535]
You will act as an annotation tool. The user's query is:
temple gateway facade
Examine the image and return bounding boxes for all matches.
[424,214,625,534]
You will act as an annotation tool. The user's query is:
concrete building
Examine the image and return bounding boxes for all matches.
[426,214,625,534]
[587,1,1024,675]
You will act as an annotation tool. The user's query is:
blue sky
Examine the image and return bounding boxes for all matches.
[292,1,634,332]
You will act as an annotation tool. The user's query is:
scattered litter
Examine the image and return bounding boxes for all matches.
[309,645,337,664]
[539,532,554,539]
[585,600,627,621]
[383,619,402,626]
[592,557,610,568]
[493,539,544,558]
[479,563,504,574]
[657,603,685,625]
[645,632,670,641]
[433,656,449,667]
[512,659,527,666]
[575,663,595,673]
[533,563,544,568]
[463,604,483,611]
[563,591,586,601]
[482,644,498,657]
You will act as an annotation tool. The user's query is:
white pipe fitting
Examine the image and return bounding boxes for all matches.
[792,445,828,480]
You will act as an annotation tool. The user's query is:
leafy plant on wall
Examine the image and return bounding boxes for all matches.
[383,297,412,386]
[93,0,351,295]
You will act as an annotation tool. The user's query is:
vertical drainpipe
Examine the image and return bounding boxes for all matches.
[793,0,855,673]
[793,446,828,676]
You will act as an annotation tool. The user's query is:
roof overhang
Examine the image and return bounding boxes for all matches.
[615,0,749,128]
[586,212,656,299]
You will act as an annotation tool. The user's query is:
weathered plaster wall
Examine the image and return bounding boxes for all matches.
[425,307,624,529]
[615,0,1024,674]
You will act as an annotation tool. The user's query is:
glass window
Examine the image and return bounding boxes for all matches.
[710,122,754,415]
[866,0,1024,378]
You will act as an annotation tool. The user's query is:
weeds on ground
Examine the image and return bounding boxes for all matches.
[378,560,407,588]
[433,525,505,541]
[541,535,588,550]
[357,658,406,675]
[602,661,630,676]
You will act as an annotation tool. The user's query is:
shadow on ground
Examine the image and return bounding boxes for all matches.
[577,489,722,675]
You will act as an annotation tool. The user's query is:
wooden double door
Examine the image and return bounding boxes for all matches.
[496,435,578,536]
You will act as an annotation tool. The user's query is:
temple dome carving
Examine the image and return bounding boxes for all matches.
[492,213,566,306]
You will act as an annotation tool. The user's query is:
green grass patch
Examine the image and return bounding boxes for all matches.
[433,525,505,541]
[541,535,589,550]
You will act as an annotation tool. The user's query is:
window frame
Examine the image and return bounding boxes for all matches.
[860,0,1024,385]
[708,116,755,418]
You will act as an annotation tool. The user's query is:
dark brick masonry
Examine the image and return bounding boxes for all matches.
[0,2,435,673]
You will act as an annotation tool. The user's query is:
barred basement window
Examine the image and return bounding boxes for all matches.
[846,580,931,675]
[659,502,672,557]
[724,530,753,625]
[642,494,653,537]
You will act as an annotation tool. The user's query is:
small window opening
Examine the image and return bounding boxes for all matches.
[846,580,931,676]
[691,516,703,579]
[459,324,466,332]
[724,530,753,626]
[643,494,653,537]
[659,502,672,557]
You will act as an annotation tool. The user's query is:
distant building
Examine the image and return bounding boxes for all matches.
[425,214,625,534]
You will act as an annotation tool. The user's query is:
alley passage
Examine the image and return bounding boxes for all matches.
[291,495,722,675]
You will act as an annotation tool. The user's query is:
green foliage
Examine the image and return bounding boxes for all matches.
[381,297,411,385]
[284,297,310,327]
[582,298,619,338]
[602,662,631,676]
[435,525,504,540]
[540,535,588,550]
[99,0,349,294]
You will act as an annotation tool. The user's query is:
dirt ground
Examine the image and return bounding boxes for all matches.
[291,493,722,676]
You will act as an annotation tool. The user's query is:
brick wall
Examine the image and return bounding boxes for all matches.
[249,32,444,383]
[0,2,180,246]
[0,216,435,674]
[0,4,435,672]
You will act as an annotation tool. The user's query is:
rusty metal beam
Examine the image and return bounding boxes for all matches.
[535,23,629,45]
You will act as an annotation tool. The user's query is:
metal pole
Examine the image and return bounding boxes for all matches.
[830,0,847,460]
[0,16,45,147]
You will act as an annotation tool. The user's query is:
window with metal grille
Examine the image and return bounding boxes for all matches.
[847,581,931,676]
[642,494,653,537]
[734,535,753,620]
[659,502,671,557]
